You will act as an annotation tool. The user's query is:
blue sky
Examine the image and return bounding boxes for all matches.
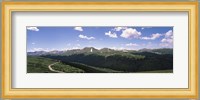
[27,26,173,52]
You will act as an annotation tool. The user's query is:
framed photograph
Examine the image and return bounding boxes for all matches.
[2,1,198,98]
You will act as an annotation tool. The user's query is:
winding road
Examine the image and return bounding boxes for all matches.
[48,61,64,73]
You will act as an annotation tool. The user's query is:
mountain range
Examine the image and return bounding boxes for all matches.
[27,47,173,56]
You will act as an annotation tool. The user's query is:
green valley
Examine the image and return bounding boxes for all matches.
[27,47,173,73]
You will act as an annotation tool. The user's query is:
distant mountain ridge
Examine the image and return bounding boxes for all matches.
[27,47,173,56]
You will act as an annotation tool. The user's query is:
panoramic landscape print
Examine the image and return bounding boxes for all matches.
[27,26,173,73]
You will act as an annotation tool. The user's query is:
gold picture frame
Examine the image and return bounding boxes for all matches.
[2,1,199,98]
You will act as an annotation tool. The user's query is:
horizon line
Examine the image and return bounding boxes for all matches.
[27,47,173,52]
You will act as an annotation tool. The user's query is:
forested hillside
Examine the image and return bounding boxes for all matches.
[28,47,173,73]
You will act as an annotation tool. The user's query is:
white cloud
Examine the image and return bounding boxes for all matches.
[79,34,95,40]
[33,48,44,51]
[118,47,125,50]
[141,27,145,30]
[141,33,162,40]
[161,38,173,43]
[160,30,173,47]
[159,43,170,47]
[71,47,80,49]
[125,43,139,46]
[60,48,69,51]
[111,47,117,50]
[165,30,173,38]
[74,27,83,31]
[27,27,39,31]
[120,28,141,39]
[29,48,49,52]
[61,47,80,50]
[105,31,118,38]
[151,33,162,39]
[113,27,127,31]
[161,30,173,44]
[31,42,35,45]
